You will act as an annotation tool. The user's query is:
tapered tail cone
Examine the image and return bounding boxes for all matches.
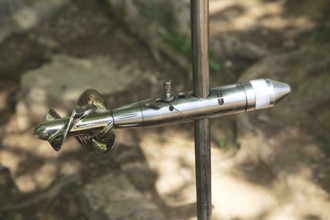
[34,89,116,155]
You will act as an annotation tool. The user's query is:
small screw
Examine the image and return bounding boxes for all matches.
[163,79,174,102]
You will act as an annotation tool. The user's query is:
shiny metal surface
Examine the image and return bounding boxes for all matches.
[241,82,256,111]
[191,0,211,217]
[194,118,211,220]
[136,84,246,127]
[190,0,212,217]
[191,0,209,98]
[162,79,174,102]
[34,79,291,154]
[34,89,115,155]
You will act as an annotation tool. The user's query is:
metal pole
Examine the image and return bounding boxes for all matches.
[190,0,211,219]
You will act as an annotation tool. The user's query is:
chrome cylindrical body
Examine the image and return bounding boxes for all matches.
[112,80,273,128]
[34,79,291,148]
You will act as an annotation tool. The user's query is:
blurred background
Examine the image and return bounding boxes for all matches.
[0,0,329,219]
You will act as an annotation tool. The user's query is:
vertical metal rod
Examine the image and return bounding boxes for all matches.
[190,0,211,219]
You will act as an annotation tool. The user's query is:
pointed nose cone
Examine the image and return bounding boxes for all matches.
[249,79,291,110]
[271,80,291,104]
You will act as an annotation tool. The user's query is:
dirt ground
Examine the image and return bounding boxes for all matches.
[0,0,329,220]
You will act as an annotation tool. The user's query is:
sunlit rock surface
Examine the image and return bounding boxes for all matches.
[15,55,143,130]
[80,171,165,220]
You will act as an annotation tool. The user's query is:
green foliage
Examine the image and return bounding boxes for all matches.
[164,31,222,72]
[317,135,330,155]
[164,31,192,59]
[218,139,228,150]
[140,2,222,72]
[310,24,330,42]
[139,2,175,30]
[209,51,221,72]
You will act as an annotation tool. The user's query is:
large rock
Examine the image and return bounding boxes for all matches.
[232,45,330,219]
[80,171,165,220]
[238,44,330,138]
[235,44,330,162]
[15,55,144,130]
[224,44,330,219]
[107,0,269,73]
[108,0,191,69]
[0,0,70,43]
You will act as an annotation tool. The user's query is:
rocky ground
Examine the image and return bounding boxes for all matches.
[0,0,330,219]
